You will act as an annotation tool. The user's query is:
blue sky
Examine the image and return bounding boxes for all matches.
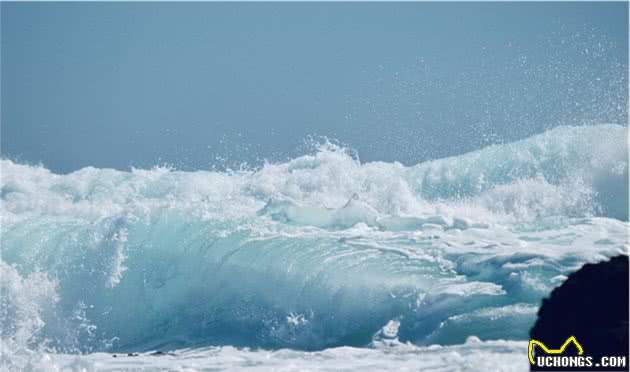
[2,2,627,173]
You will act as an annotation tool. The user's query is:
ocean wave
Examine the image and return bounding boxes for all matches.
[0,124,628,356]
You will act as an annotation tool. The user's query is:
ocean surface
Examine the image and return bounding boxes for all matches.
[1,124,628,371]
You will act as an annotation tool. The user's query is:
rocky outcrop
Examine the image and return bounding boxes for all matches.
[530,255,629,371]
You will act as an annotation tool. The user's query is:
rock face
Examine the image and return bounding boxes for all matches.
[530,255,629,371]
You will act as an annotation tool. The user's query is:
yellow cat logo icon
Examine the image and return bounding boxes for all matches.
[528,336,584,365]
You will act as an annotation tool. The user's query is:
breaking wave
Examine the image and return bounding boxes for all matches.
[1,124,628,358]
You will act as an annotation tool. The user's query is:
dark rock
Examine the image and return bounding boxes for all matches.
[530,255,629,371]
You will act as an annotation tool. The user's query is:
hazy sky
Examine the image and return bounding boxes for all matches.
[2,2,627,173]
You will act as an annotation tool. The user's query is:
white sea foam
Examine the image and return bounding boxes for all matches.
[2,339,529,372]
